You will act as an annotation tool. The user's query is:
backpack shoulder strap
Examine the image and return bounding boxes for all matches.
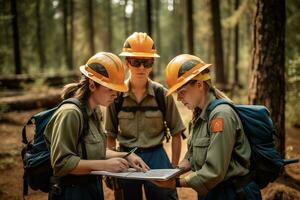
[59,98,89,159]
[206,99,233,119]
[152,83,166,118]
[114,92,124,115]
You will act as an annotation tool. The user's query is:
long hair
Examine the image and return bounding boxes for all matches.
[191,69,232,122]
[61,75,100,102]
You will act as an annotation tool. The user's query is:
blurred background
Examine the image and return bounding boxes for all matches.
[0,0,299,199]
[0,0,299,125]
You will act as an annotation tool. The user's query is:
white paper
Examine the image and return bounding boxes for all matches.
[90,168,183,181]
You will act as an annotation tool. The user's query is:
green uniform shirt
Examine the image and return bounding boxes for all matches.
[184,93,251,195]
[44,103,106,177]
[105,79,186,148]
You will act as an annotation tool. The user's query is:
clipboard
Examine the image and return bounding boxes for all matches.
[90,168,184,181]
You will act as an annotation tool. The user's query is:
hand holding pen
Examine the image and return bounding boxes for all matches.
[123,147,150,172]
[123,146,138,159]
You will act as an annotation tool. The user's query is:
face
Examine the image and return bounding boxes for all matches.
[126,57,153,79]
[176,81,203,110]
[90,83,117,107]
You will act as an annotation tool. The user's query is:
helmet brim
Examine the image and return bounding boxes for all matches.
[119,52,160,58]
[79,65,129,92]
[166,63,212,96]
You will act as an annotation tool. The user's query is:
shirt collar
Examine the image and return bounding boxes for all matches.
[199,92,216,121]
[86,103,94,117]
[122,78,155,97]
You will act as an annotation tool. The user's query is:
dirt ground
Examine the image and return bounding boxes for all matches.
[0,106,299,200]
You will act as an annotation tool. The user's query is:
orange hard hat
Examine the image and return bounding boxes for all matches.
[119,32,160,58]
[80,52,128,92]
[165,54,212,96]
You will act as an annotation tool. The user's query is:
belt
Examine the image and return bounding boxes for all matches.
[120,144,163,153]
[50,175,100,186]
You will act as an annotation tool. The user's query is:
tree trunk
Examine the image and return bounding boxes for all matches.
[225,0,232,82]
[10,0,22,74]
[146,0,152,36]
[0,72,80,89]
[63,0,72,69]
[186,0,194,54]
[87,0,95,54]
[69,0,74,69]
[36,0,46,71]
[249,0,285,156]
[210,0,226,85]
[0,90,62,112]
[107,0,113,51]
[124,0,129,38]
[234,0,240,86]
[131,0,136,32]
[154,0,161,76]
[178,0,184,53]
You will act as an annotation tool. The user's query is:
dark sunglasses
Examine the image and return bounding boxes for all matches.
[127,58,154,68]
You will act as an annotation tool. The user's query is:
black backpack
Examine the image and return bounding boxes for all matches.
[114,84,173,141]
[206,99,297,188]
[21,98,89,195]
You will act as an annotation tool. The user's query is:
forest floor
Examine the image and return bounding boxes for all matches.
[0,104,299,200]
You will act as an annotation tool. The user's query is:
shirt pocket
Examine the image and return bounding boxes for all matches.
[82,130,106,160]
[118,111,136,138]
[192,137,210,168]
[144,110,164,138]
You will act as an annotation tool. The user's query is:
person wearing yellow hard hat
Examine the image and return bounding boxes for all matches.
[152,54,262,200]
[105,33,186,200]
[44,52,149,200]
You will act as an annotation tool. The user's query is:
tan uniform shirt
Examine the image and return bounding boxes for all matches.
[44,104,106,177]
[105,79,185,148]
[184,93,251,195]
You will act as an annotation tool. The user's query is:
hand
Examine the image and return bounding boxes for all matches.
[151,178,176,189]
[126,153,150,172]
[104,157,129,173]
[178,159,191,173]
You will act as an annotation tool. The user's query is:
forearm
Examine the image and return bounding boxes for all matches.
[107,135,116,150]
[171,133,182,166]
[70,159,109,175]
[106,149,127,159]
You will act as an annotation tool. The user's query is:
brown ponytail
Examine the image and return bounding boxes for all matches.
[61,75,91,101]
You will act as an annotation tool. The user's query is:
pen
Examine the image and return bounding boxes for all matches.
[123,147,138,159]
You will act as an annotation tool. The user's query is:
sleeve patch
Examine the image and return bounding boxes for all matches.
[210,118,224,133]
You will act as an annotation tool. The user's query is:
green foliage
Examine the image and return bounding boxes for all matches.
[285,1,300,126]
[286,56,300,126]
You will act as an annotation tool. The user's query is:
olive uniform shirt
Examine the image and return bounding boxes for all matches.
[44,104,106,177]
[184,93,251,196]
[105,79,186,148]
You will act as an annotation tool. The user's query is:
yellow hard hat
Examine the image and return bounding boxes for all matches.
[165,54,212,96]
[80,52,128,92]
[119,32,160,58]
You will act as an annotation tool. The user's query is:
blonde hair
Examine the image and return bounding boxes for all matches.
[191,69,233,122]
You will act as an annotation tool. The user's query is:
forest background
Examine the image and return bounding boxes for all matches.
[0,0,299,199]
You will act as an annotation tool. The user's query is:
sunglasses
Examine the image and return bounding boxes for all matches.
[127,58,154,68]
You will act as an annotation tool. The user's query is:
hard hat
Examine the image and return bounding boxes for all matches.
[165,54,212,96]
[80,52,128,92]
[119,32,160,58]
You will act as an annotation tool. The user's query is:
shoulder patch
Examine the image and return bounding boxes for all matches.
[210,118,224,133]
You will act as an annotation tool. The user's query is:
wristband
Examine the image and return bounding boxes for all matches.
[175,178,181,187]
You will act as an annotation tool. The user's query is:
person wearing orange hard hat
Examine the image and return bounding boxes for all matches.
[105,33,186,200]
[152,54,262,200]
[44,52,149,200]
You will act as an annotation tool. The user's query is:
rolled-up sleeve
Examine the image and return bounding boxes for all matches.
[45,108,82,176]
[184,111,237,195]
